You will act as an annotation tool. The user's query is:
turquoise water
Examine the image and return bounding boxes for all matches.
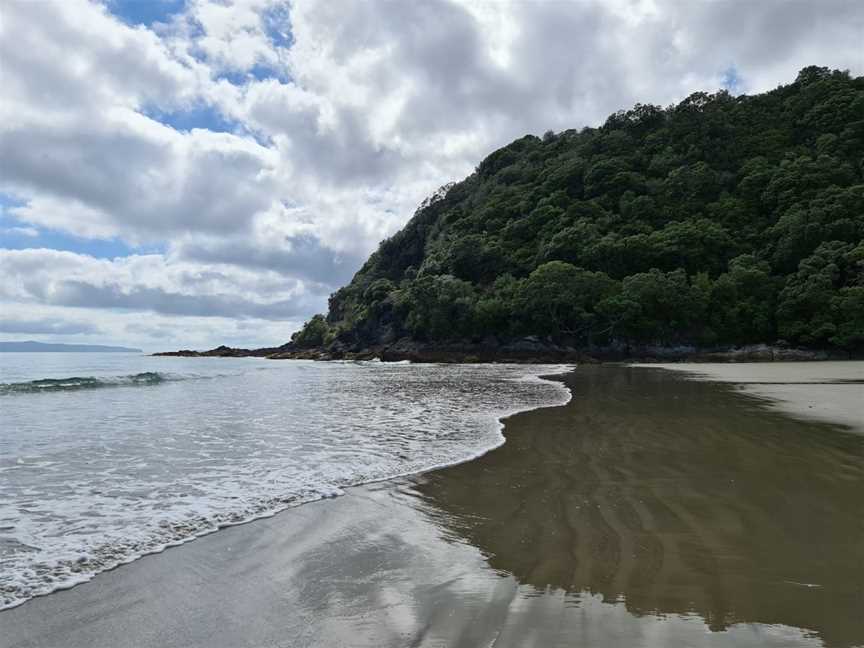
[0,353,569,609]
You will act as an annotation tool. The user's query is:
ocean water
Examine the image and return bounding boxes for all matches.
[0,353,570,610]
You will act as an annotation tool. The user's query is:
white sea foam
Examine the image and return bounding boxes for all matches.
[0,357,571,610]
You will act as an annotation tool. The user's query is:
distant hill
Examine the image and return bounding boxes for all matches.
[0,341,142,353]
[288,66,863,356]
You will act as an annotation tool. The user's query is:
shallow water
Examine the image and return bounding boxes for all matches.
[0,353,569,609]
[1,364,861,648]
[410,366,864,647]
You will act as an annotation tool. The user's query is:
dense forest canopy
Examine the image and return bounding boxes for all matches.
[293,67,864,352]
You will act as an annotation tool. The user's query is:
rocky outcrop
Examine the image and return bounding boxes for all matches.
[153,344,291,358]
[266,336,597,363]
[689,344,836,362]
[156,339,855,363]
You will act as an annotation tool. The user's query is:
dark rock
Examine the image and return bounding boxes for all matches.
[156,338,852,364]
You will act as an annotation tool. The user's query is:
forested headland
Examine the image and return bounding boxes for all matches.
[290,67,864,359]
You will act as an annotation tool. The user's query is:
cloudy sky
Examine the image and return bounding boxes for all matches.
[1,0,862,350]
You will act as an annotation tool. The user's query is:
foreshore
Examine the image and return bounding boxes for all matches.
[2,364,862,648]
[633,361,864,433]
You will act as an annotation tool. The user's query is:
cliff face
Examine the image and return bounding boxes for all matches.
[298,67,864,357]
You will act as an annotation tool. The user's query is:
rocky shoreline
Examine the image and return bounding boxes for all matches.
[153,344,291,358]
[154,339,856,364]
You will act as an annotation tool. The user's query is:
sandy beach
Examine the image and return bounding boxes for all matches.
[2,364,862,648]
[638,362,864,433]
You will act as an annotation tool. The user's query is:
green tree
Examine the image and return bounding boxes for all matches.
[517,262,619,342]
[777,241,859,345]
[830,287,864,349]
[297,68,864,354]
[405,275,477,341]
[292,314,330,348]
[710,255,779,344]
[614,269,707,344]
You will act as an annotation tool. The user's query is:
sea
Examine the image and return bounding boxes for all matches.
[0,352,570,610]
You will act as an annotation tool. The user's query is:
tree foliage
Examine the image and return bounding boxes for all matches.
[294,68,864,351]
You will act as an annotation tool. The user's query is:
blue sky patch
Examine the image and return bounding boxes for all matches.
[262,4,294,49]
[105,0,187,27]
[144,101,239,134]
[721,65,744,94]
[215,62,292,85]
[1,201,164,259]
[0,193,27,212]
[1,226,164,259]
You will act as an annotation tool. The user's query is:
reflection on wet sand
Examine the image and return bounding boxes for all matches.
[409,366,864,648]
[3,365,861,648]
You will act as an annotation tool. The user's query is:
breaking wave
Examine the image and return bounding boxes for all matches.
[0,372,181,394]
[0,361,572,610]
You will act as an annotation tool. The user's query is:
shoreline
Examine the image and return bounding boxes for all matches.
[0,363,573,614]
[154,341,859,364]
[636,361,864,434]
[3,364,862,648]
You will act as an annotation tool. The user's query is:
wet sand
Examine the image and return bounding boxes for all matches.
[2,366,862,648]
[639,362,864,433]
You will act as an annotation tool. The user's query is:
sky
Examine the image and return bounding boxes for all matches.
[1,0,862,351]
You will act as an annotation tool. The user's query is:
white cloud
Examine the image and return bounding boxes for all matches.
[0,0,201,116]
[176,0,290,73]
[0,301,299,351]
[2,107,281,242]
[0,315,101,336]
[1,0,861,348]
[1,226,39,237]
[0,248,326,320]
